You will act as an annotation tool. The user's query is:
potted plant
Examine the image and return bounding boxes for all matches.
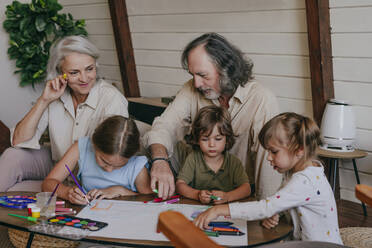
[3,0,87,87]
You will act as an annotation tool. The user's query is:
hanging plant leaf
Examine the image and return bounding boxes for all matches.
[3,0,87,87]
[35,15,47,31]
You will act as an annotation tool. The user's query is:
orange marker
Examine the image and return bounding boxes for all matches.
[212,227,239,232]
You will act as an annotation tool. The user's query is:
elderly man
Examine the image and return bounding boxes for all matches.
[143,33,281,200]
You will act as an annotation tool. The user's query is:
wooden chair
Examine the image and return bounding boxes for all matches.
[340,184,372,248]
[157,210,223,248]
[355,184,372,207]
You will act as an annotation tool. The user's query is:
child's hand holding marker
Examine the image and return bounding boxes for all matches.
[210,190,227,204]
[198,190,212,204]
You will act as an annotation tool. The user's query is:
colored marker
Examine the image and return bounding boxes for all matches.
[65,164,91,206]
[152,189,158,194]
[56,201,65,205]
[213,227,239,232]
[8,213,37,222]
[164,198,180,204]
[210,195,221,201]
[204,230,219,237]
[55,210,77,215]
[55,207,73,212]
[217,231,245,236]
[209,221,234,227]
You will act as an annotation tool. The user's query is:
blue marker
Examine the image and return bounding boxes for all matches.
[209,221,234,226]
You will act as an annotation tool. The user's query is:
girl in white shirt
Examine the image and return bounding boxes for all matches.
[194,112,343,244]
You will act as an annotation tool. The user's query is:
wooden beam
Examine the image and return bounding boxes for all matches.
[305,0,334,126]
[108,0,140,97]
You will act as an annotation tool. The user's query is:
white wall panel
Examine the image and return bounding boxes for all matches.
[333,58,372,83]
[332,34,372,58]
[129,10,307,33]
[256,75,311,100]
[334,81,372,107]
[277,98,313,117]
[62,4,110,20]
[85,20,113,35]
[59,0,106,5]
[127,0,305,15]
[330,0,372,8]
[331,7,372,33]
[132,33,308,55]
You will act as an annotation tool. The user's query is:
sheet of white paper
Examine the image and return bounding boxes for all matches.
[75,199,248,246]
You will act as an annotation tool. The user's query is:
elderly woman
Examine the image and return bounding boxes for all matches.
[0,36,128,191]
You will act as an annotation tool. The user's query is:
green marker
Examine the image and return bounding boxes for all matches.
[153,189,158,194]
[210,195,221,201]
[204,230,219,237]
[8,214,37,222]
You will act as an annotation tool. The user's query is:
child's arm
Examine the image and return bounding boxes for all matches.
[194,204,230,229]
[87,167,153,200]
[135,167,153,194]
[176,179,211,204]
[88,186,138,200]
[211,183,251,204]
[42,142,87,205]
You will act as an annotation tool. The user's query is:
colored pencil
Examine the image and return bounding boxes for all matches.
[64,164,91,205]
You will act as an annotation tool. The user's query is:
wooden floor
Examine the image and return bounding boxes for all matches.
[338,199,372,228]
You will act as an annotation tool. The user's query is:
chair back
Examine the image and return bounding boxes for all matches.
[355,184,372,207]
[157,210,223,248]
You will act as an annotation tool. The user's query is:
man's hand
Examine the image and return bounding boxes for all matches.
[150,160,175,199]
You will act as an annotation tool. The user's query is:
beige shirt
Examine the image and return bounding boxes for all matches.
[11,79,128,162]
[143,80,282,199]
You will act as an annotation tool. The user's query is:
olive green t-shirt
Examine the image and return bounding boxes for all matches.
[177,150,249,192]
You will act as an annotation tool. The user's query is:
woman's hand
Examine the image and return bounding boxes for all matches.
[261,214,280,229]
[198,190,212,204]
[67,187,89,205]
[210,190,228,204]
[41,75,67,103]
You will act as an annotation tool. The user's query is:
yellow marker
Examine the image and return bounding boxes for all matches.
[63,73,67,79]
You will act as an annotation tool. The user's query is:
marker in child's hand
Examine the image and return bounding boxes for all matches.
[210,195,221,201]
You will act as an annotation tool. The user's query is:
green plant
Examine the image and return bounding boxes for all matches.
[3,0,87,87]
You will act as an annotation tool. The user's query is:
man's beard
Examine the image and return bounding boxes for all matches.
[198,88,220,100]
